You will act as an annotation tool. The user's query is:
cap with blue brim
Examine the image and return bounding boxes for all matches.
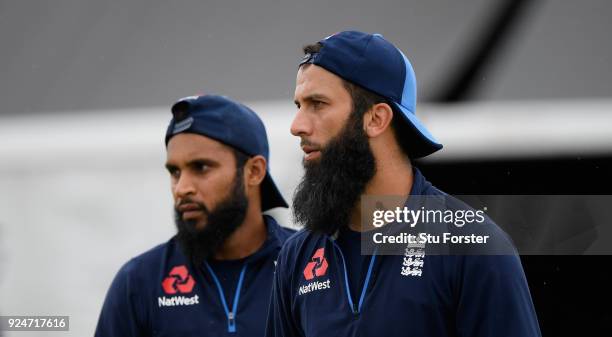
[300,30,443,158]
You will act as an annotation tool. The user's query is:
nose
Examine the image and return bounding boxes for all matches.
[290,108,313,137]
[173,172,196,200]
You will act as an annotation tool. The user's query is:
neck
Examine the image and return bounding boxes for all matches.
[214,203,267,260]
[348,155,413,232]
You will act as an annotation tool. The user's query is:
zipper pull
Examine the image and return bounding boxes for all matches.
[228,312,236,333]
[352,304,359,315]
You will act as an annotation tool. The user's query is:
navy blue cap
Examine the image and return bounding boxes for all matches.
[300,31,443,158]
[165,95,288,211]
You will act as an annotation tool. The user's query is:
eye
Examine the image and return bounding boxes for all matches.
[312,100,324,110]
[168,168,180,179]
[191,161,212,174]
[196,163,209,172]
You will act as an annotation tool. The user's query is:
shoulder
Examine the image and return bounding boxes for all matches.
[97,242,175,335]
[275,225,298,244]
[112,239,177,288]
[276,229,324,268]
[125,240,173,270]
[264,214,298,244]
[421,183,518,254]
[281,228,317,251]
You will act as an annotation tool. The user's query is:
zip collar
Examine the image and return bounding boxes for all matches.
[173,215,287,334]
[325,167,434,316]
[330,239,378,315]
[204,262,247,333]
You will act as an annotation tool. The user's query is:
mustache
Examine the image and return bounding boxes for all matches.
[175,198,208,214]
[300,139,322,149]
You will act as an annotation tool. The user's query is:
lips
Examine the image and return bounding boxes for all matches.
[178,203,202,212]
[301,145,321,161]
[177,203,205,219]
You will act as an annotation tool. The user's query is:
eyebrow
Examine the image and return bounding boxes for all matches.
[165,158,219,171]
[294,93,330,106]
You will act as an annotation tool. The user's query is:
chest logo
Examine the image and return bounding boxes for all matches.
[162,265,195,294]
[401,243,425,277]
[303,248,328,280]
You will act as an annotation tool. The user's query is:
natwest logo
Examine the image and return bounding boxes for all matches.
[162,265,195,294]
[303,248,328,280]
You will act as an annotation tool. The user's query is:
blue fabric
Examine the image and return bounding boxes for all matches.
[315,31,405,103]
[396,48,417,113]
[265,168,541,337]
[335,227,365,304]
[95,216,295,337]
[204,261,248,333]
[207,258,247,307]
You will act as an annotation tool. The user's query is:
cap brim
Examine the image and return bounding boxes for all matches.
[392,102,443,158]
[260,172,289,211]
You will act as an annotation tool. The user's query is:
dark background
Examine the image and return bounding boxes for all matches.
[419,156,612,336]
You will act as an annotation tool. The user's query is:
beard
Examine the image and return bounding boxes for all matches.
[174,172,248,266]
[292,109,376,235]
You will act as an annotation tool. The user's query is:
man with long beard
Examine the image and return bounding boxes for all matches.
[266,31,541,337]
[96,95,294,337]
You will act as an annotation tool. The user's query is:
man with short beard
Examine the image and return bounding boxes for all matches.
[266,31,541,337]
[96,95,294,337]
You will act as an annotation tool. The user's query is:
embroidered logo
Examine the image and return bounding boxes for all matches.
[162,265,195,294]
[303,248,328,280]
[401,241,425,277]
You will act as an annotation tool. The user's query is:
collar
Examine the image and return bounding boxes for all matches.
[237,214,284,264]
[329,166,433,240]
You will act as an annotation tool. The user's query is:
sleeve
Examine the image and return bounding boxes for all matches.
[95,261,148,337]
[455,254,542,337]
[265,245,302,337]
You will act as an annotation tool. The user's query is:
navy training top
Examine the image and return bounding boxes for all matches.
[265,168,541,337]
[96,215,295,337]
